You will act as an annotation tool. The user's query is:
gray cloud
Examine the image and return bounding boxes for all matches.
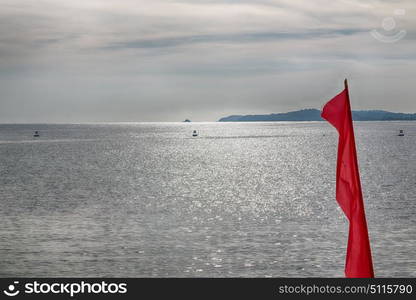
[103,29,365,49]
[0,0,415,122]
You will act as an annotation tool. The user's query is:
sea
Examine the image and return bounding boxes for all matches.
[0,121,415,277]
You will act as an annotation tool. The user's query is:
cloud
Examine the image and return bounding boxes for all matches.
[102,29,366,50]
[0,0,415,122]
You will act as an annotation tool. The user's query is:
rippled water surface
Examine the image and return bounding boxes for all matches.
[0,122,415,277]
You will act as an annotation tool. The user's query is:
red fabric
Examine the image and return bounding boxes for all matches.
[321,88,374,278]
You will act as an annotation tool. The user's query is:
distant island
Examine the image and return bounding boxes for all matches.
[183,119,191,122]
[218,109,416,122]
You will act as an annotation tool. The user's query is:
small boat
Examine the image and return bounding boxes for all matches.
[33,131,40,137]
[192,130,198,137]
[398,130,404,136]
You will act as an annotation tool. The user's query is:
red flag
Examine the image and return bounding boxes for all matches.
[321,80,374,278]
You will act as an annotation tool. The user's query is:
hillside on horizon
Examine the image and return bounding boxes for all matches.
[218,109,416,122]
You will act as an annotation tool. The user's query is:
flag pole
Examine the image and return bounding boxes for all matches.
[344,79,351,114]
[343,78,365,221]
[344,79,352,117]
[344,78,375,278]
[344,79,364,200]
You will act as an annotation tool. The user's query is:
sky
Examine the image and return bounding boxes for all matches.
[0,0,415,122]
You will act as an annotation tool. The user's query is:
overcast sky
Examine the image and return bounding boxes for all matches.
[0,0,415,122]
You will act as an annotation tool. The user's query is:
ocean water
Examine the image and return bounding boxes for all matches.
[0,122,415,277]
